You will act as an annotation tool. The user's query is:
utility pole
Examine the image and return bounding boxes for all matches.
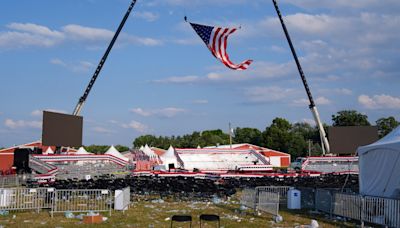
[229,122,233,149]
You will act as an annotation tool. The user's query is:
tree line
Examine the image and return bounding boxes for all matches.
[83,145,129,154]
[133,110,399,158]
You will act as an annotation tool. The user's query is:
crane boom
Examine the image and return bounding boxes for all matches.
[72,0,137,116]
[272,0,330,154]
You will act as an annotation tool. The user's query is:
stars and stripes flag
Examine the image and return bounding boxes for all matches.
[189,22,253,70]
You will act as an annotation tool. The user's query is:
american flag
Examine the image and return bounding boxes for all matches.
[189,22,253,70]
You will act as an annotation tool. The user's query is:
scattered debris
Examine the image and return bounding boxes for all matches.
[151,199,164,203]
[64,211,74,219]
[310,219,319,228]
[274,215,283,223]
[0,210,9,216]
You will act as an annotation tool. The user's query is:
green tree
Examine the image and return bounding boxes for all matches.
[115,145,130,152]
[233,127,262,145]
[287,133,307,158]
[376,116,399,138]
[84,145,109,154]
[332,110,370,126]
[133,135,159,148]
[291,122,322,156]
[261,118,292,152]
[200,129,230,147]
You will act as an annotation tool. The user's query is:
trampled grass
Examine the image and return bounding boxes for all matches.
[0,195,357,227]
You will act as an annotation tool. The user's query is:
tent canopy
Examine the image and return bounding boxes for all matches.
[160,146,179,168]
[76,147,93,155]
[105,145,129,162]
[45,147,54,155]
[357,126,400,199]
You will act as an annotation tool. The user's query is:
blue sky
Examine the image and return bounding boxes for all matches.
[1,0,400,147]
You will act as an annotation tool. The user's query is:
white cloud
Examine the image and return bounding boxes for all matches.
[153,75,200,84]
[160,107,186,118]
[93,127,114,134]
[0,23,64,48]
[292,96,331,106]
[134,11,159,22]
[0,22,162,49]
[300,118,316,126]
[282,0,400,11]
[8,23,64,38]
[62,24,113,41]
[123,35,162,46]
[130,107,186,118]
[50,58,67,66]
[358,94,400,109]
[4,119,41,129]
[193,99,208,104]
[244,86,296,104]
[121,121,149,133]
[72,61,94,72]
[153,61,295,84]
[31,109,67,116]
[315,96,331,105]
[50,58,94,73]
[131,108,152,117]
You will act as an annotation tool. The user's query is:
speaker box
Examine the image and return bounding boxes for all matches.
[13,148,32,173]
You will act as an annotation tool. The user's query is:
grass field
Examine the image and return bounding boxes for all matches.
[0,195,358,227]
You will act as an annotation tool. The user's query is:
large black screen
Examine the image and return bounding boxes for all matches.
[42,111,83,147]
[328,126,378,155]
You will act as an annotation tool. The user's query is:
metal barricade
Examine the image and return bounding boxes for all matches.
[297,187,315,209]
[240,188,257,210]
[0,188,54,212]
[257,191,280,216]
[362,196,400,228]
[114,187,130,212]
[255,186,290,205]
[315,189,333,215]
[51,189,112,217]
[330,192,400,227]
[333,193,362,221]
[0,175,31,188]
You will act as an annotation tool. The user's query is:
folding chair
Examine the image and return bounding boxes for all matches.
[199,214,220,228]
[170,215,192,228]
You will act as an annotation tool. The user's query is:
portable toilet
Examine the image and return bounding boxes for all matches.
[287,188,301,209]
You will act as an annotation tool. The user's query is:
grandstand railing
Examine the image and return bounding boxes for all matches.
[250,150,270,164]
[29,155,58,175]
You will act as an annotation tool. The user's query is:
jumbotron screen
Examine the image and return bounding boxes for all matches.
[328,126,378,155]
[42,111,83,147]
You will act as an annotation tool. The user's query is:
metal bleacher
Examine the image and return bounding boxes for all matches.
[54,161,127,180]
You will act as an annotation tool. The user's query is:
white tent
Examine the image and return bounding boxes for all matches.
[160,146,179,168]
[44,147,54,155]
[105,145,129,162]
[142,144,157,158]
[75,147,93,155]
[357,126,400,199]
